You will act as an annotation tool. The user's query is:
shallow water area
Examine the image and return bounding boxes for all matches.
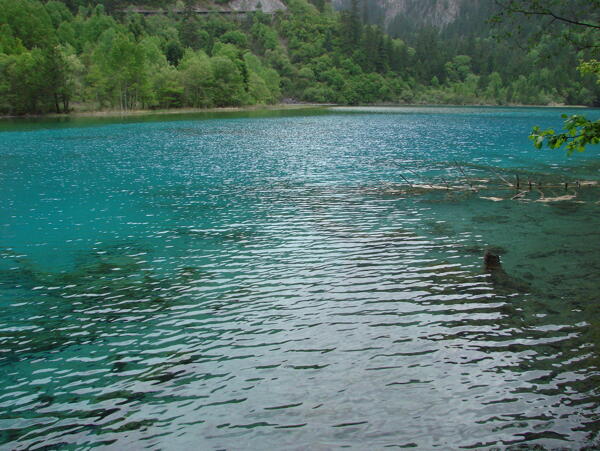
[1,106,600,449]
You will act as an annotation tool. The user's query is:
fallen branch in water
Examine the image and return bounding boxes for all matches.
[454,161,474,189]
[537,194,579,202]
[373,177,600,204]
[398,173,413,188]
[488,167,514,188]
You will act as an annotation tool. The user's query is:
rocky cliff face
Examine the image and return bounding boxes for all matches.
[332,0,477,30]
[228,0,286,13]
[128,0,286,14]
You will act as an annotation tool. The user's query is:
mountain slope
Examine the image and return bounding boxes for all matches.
[332,0,495,37]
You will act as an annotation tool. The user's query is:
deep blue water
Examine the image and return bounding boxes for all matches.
[1,106,600,449]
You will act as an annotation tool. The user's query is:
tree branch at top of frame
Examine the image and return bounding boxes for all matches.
[493,0,600,30]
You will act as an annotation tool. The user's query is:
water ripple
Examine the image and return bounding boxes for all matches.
[1,108,600,449]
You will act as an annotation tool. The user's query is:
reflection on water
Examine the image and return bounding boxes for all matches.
[1,107,599,449]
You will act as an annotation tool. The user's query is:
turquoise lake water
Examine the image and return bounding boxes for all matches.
[1,106,600,449]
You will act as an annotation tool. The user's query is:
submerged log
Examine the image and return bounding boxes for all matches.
[373,176,599,204]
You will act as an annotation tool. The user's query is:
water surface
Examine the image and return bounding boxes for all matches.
[1,106,600,449]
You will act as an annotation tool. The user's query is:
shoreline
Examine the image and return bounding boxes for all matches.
[0,102,593,121]
[0,103,327,120]
[367,102,591,109]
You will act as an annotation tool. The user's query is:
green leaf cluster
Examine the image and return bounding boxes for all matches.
[531,115,600,155]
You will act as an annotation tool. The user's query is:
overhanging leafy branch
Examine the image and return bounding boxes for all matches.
[530,114,600,155]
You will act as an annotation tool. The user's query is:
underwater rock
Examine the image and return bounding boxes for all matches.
[484,250,530,293]
[484,250,502,272]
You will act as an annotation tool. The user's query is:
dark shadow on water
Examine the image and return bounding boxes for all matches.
[0,243,219,365]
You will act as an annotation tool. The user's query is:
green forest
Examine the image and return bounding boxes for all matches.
[0,0,598,115]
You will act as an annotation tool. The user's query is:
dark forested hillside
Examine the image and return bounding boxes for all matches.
[0,0,598,115]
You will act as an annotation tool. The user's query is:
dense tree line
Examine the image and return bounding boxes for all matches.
[0,0,598,115]
[492,0,599,152]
